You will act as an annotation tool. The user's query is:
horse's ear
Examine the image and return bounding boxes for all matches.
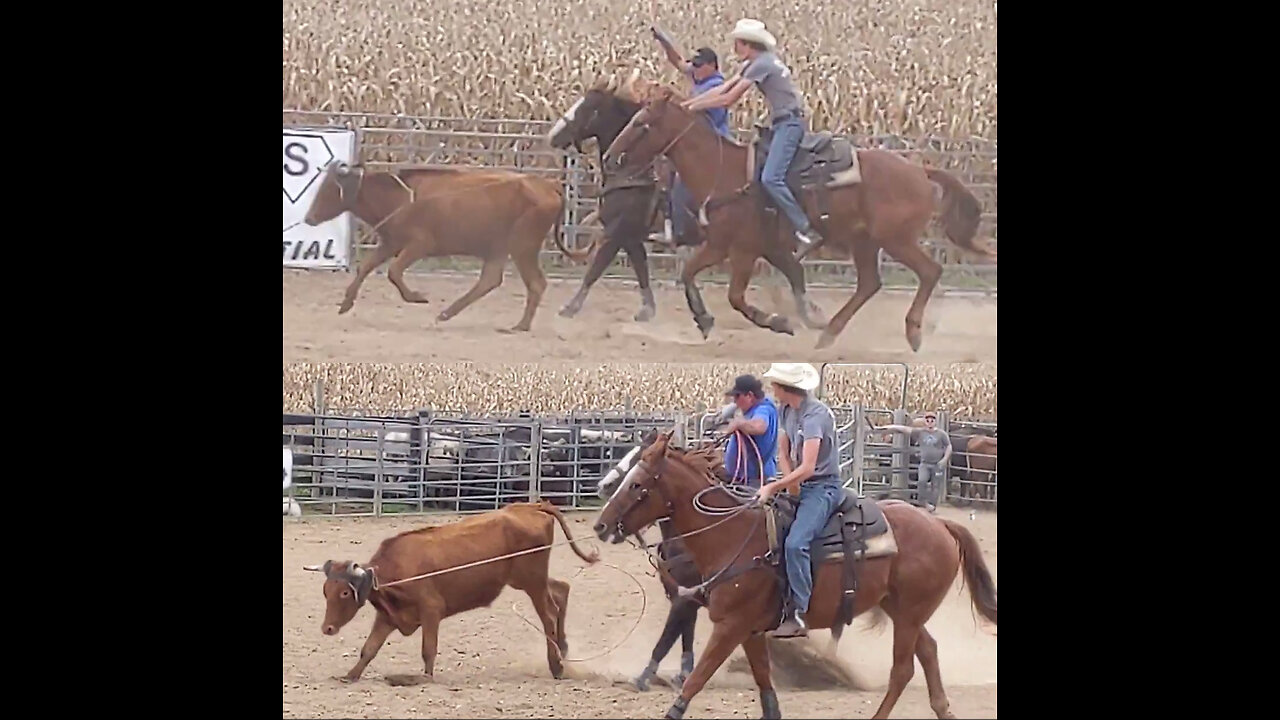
[604,73,618,92]
[670,421,686,449]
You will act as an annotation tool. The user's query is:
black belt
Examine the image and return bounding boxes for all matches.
[771,111,804,124]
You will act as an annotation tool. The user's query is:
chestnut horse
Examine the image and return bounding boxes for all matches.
[593,427,997,720]
[602,76,995,351]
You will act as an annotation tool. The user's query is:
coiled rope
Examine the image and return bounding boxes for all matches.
[509,560,649,664]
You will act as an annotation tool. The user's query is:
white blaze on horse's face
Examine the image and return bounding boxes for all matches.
[596,445,642,501]
[548,97,585,144]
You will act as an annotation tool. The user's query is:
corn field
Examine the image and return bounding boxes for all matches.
[283,363,997,419]
[283,0,997,139]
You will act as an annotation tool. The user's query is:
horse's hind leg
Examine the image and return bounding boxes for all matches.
[879,233,942,352]
[816,233,881,349]
[727,247,794,335]
[742,633,782,720]
[914,626,957,719]
[338,237,398,314]
[870,616,922,720]
[761,239,827,330]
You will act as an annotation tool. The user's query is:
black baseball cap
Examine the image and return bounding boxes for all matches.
[691,47,719,67]
[724,374,763,397]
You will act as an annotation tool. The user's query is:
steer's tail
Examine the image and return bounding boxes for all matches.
[539,500,600,564]
[941,518,997,626]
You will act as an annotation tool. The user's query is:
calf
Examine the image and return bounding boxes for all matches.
[303,500,599,682]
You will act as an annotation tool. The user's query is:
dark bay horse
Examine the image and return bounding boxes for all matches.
[548,71,827,333]
[602,76,996,351]
[593,427,997,719]
[548,74,665,322]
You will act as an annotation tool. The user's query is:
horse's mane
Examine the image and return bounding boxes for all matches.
[671,443,726,482]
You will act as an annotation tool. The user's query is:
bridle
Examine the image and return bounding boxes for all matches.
[607,440,769,603]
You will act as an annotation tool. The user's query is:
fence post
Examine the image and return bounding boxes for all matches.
[375,427,385,517]
[939,410,951,507]
[852,403,866,496]
[313,377,325,415]
[890,408,908,500]
[528,420,542,503]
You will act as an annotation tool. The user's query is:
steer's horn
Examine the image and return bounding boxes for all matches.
[302,564,324,572]
[349,563,365,577]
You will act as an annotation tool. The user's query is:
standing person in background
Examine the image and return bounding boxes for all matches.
[720,374,778,488]
[651,26,733,246]
[878,410,952,513]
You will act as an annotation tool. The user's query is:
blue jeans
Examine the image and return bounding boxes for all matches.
[759,118,811,234]
[670,174,696,240]
[917,463,945,508]
[784,479,842,614]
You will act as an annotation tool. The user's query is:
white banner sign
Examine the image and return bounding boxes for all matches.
[283,447,293,490]
[283,127,356,269]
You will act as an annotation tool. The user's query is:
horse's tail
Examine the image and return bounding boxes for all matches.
[924,167,996,262]
[538,500,600,564]
[940,518,997,626]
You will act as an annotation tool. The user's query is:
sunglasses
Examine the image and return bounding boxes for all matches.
[924,416,936,421]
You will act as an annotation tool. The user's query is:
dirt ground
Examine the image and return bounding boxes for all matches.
[283,507,997,719]
[282,270,997,363]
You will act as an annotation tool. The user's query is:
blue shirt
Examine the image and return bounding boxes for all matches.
[686,68,733,138]
[724,397,779,484]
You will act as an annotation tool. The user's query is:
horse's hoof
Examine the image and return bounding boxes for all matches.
[696,317,715,340]
[559,305,580,318]
[768,315,794,335]
[337,301,353,315]
[815,330,837,349]
[906,325,923,352]
[634,305,655,322]
[632,678,650,692]
[436,312,451,323]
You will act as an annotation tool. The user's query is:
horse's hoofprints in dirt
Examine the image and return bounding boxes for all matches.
[283,510,997,718]
[283,271,997,363]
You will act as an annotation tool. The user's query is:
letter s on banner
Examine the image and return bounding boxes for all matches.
[282,126,356,270]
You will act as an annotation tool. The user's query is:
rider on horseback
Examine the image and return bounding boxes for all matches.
[756,362,842,638]
[651,26,733,246]
[681,18,825,259]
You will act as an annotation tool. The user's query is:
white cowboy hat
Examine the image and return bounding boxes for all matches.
[729,19,777,51]
[761,363,820,391]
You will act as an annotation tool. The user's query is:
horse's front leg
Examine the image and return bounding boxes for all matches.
[678,239,728,340]
[727,247,794,335]
[663,620,752,719]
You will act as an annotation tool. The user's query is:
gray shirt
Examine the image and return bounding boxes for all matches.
[912,428,951,464]
[780,396,840,484]
[740,51,804,123]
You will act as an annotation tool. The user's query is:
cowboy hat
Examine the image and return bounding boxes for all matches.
[729,19,777,50]
[761,363,820,391]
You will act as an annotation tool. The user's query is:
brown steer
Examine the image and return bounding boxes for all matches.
[303,161,582,332]
[303,500,599,683]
